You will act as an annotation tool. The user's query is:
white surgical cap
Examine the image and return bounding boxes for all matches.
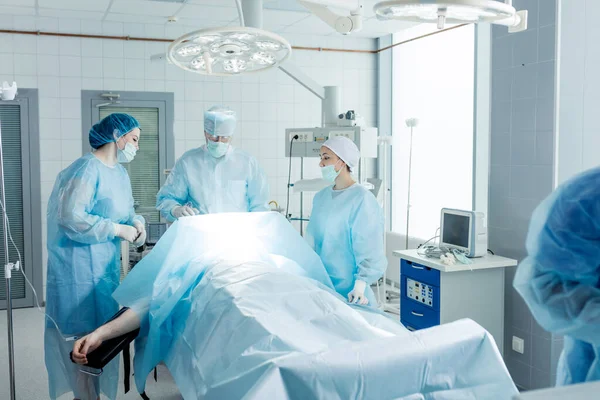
[204,105,237,137]
[322,136,360,172]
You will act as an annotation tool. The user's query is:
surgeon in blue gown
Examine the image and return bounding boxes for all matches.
[514,166,600,386]
[307,136,387,307]
[156,105,269,221]
[44,113,146,400]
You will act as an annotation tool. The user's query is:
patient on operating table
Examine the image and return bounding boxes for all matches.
[71,212,518,400]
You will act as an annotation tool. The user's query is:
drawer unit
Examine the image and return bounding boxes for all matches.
[401,299,440,330]
[401,259,440,286]
[394,250,515,355]
[401,259,441,330]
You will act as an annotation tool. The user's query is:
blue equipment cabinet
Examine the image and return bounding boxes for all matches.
[394,249,517,355]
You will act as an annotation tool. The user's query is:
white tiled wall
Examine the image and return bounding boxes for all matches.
[0,15,378,296]
[489,0,559,391]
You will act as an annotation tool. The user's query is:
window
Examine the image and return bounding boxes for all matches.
[0,89,43,309]
[392,24,475,244]
[99,106,161,223]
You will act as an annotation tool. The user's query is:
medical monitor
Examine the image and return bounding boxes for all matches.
[440,208,487,258]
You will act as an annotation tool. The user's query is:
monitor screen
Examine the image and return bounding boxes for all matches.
[442,213,470,249]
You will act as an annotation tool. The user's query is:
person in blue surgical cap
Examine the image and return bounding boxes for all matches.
[514,166,600,386]
[44,113,146,400]
[156,105,269,220]
[307,136,386,307]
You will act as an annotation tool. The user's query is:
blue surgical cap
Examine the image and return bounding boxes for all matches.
[204,106,236,137]
[89,113,140,149]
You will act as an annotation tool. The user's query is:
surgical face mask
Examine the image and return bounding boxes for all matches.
[115,136,137,163]
[321,161,341,183]
[207,141,229,158]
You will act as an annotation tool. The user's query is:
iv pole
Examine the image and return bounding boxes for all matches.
[404,118,418,250]
[1,117,17,400]
[377,135,400,314]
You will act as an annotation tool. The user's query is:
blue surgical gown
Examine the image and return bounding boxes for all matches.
[156,145,269,221]
[514,166,600,386]
[307,183,387,307]
[44,153,144,400]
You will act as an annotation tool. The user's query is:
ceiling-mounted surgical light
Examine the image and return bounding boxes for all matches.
[373,0,528,32]
[167,27,291,76]
[167,0,292,76]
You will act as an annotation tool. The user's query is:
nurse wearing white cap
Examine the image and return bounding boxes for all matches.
[306,136,386,307]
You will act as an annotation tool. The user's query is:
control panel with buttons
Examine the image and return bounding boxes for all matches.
[406,278,434,308]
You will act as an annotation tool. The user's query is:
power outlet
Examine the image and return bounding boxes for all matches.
[329,131,355,141]
[512,336,525,354]
[288,131,313,143]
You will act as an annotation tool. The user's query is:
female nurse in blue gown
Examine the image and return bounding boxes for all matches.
[307,136,387,307]
[44,114,147,400]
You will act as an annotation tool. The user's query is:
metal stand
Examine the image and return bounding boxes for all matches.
[404,119,418,250]
[376,135,400,314]
[1,118,17,400]
[405,126,414,250]
[300,157,304,236]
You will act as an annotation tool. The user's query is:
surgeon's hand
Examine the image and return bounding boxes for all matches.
[114,224,138,243]
[348,280,369,305]
[72,332,103,365]
[171,205,199,219]
[133,220,146,247]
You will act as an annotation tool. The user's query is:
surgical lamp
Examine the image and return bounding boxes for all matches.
[374,0,528,32]
[167,0,292,76]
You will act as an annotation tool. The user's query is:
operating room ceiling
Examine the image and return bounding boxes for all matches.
[0,0,418,38]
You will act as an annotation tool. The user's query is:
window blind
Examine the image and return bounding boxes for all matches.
[0,105,26,301]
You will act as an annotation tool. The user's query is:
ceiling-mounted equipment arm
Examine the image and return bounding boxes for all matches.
[278,62,325,100]
[497,9,528,33]
[298,0,363,34]
[278,63,341,126]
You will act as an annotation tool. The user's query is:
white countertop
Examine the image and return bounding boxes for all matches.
[392,249,517,272]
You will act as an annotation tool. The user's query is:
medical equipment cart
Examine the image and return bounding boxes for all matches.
[393,249,517,355]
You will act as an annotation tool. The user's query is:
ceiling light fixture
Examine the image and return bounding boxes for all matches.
[167,0,292,76]
[373,0,528,32]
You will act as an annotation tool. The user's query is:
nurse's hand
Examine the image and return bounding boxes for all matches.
[72,332,103,365]
[114,224,138,243]
[348,280,369,305]
[133,220,146,247]
[172,205,199,219]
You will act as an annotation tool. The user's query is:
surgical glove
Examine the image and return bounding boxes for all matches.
[348,280,368,305]
[114,224,138,243]
[172,205,199,219]
[133,220,146,247]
